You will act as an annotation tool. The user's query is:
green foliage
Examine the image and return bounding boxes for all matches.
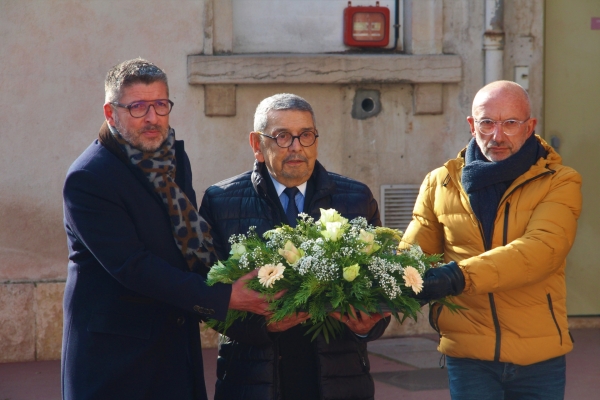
[205,209,451,342]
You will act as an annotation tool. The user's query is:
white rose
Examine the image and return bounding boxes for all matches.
[318,208,348,225]
[321,221,344,242]
[343,264,360,282]
[359,229,380,255]
[229,243,246,260]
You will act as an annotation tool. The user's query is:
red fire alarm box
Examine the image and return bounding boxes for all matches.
[343,1,390,47]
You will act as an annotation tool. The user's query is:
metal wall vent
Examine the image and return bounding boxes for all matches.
[380,184,420,232]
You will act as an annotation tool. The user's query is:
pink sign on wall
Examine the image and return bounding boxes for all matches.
[592,17,600,30]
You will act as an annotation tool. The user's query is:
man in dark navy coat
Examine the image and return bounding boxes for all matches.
[61,58,271,400]
[200,93,390,400]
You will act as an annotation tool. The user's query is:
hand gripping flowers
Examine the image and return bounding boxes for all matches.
[206,209,444,341]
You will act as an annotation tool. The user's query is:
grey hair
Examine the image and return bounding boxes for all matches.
[104,58,168,103]
[253,93,316,132]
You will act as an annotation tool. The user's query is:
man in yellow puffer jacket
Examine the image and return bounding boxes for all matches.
[400,80,582,400]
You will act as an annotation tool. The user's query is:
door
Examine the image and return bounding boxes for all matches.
[545,0,600,315]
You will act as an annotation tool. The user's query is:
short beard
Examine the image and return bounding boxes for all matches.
[114,117,168,153]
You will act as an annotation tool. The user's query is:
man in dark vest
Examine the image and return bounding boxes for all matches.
[62,58,272,400]
[200,93,390,400]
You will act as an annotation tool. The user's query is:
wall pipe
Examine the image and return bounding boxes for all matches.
[484,0,504,84]
[394,0,400,50]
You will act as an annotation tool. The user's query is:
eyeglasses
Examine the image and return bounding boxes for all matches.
[258,130,319,148]
[111,99,174,118]
[474,118,530,136]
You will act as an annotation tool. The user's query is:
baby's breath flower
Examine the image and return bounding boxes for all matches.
[350,217,368,230]
[368,257,404,299]
[263,227,283,239]
[298,213,313,223]
[239,253,251,269]
[228,233,247,245]
[340,247,359,258]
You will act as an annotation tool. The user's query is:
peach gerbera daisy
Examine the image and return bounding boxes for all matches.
[403,266,424,294]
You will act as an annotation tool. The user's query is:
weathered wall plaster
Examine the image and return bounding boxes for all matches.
[0,0,546,361]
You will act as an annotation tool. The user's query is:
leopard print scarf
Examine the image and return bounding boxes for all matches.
[108,124,216,274]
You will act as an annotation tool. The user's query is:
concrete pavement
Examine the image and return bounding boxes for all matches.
[0,329,598,399]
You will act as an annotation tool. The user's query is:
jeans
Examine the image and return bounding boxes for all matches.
[446,355,566,400]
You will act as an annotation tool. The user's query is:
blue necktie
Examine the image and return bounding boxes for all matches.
[284,187,300,227]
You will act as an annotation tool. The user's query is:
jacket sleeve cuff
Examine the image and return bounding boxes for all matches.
[458,263,472,293]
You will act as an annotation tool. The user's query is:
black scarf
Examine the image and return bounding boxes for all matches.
[461,134,546,249]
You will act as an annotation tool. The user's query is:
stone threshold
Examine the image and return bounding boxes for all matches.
[568,316,600,329]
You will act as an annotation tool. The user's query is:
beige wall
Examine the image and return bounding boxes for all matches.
[545,0,600,315]
[0,0,547,362]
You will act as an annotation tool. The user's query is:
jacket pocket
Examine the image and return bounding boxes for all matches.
[546,293,563,346]
[87,311,152,340]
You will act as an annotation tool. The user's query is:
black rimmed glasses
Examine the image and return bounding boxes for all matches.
[258,130,319,148]
[111,99,174,118]
[474,118,530,136]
